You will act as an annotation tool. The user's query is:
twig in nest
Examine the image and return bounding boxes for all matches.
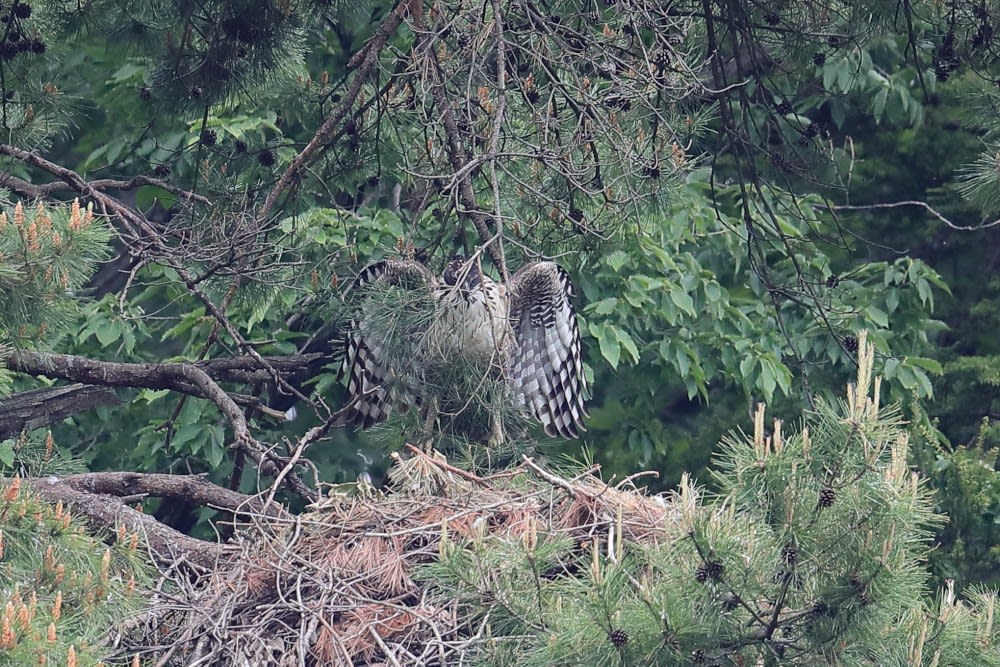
[403,444,489,484]
[522,456,600,498]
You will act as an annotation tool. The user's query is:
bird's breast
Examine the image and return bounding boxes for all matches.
[431,282,511,358]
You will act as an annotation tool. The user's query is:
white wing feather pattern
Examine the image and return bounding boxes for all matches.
[508,261,588,438]
[339,259,433,428]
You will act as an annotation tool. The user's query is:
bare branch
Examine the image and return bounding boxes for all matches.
[0,169,211,205]
[0,384,121,440]
[829,200,1000,231]
[59,471,289,520]
[25,476,227,571]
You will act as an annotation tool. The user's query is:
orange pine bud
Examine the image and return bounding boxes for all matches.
[51,591,62,622]
[100,549,111,584]
[1,612,14,650]
[46,622,56,643]
[67,644,77,667]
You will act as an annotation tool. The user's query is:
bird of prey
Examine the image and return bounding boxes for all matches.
[339,255,587,440]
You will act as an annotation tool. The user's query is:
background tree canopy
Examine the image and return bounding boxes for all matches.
[1,0,1000,663]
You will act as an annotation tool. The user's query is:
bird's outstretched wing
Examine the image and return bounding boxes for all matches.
[507,261,588,437]
[339,259,434,428]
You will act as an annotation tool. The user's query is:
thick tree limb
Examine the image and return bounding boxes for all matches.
[0,170,211,206]
[0,384,121,440]
[58,472,290,520]
[197,352,329,384]
[0,354,328,439]
[3,349,320,501]
[26,476,227,571]
[5,350,253,440]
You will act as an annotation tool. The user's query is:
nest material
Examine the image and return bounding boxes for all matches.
[115,452,678,666]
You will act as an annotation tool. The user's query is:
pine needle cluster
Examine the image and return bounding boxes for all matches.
[419,332,1000,665]
[0,198,111,345]
[0,470,151,667]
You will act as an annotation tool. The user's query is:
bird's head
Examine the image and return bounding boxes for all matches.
[442,255,481,291]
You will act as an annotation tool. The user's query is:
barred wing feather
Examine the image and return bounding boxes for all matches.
[508,261,588,438]
[339,259,433,428]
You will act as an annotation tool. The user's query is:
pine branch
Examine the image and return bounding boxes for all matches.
[257,0,411,223]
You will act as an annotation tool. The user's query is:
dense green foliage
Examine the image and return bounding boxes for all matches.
[422,343,1000,664]
[0,0,998,661]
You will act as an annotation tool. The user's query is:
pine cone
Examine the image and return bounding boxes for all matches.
[705,560,724,580]
[691,648,706,663]
[819,487,836,508]
[257,149,276,167]
[843,335,858,353]
[608,628,628,648]
[781,544,798,566]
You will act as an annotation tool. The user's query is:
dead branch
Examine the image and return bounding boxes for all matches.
[58,472,289,520]
[411,11,507,275]
[25,476,227,571]
[0,384,121,440]
[829,200,1000,231]
[4,348,320,502]
[0,170,211,206]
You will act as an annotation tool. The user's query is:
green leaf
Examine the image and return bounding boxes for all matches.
[758,361,776,401]
[598,325,620,369]
[907,356,943,375]
[135,186,178,212]
[589,298,618,315]
[669,286,695,316]
[615,328,640,365]
[916,278,932,307]
[872,87,888,122]
[606,250,629,272]
[94,322,120,347]
[0,439,14,468]
[865,305,888,328]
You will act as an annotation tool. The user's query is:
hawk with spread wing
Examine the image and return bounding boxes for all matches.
[339,256,587,440]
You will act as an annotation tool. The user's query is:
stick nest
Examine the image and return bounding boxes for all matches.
[114,451,680,666]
